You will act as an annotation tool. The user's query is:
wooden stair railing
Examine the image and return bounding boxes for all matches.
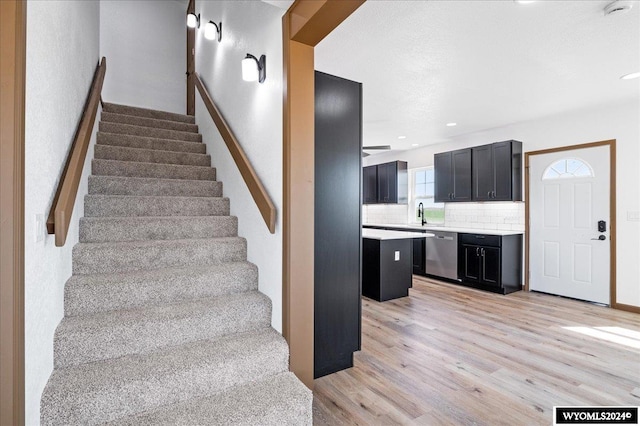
[194,73,277,234]
[47,57,106,246]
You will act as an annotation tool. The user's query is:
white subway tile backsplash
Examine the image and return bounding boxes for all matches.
[444,202,524,231]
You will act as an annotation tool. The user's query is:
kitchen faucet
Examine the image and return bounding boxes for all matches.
[418,202,426,226]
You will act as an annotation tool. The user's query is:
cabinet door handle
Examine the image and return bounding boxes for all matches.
[481,248,485,256]
[487,191,491,198]
[492,190,496,198]
[476,247,479,256]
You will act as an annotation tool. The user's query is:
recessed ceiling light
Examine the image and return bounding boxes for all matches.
[514,0,536,4]
[398,136,407,139]
[446,122,457,127]
[620,71,640,80]
[604,1,633,16]
[411,143,419,147]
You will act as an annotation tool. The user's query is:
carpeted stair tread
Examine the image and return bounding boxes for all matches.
[88,175,222,197]
[41,329,289,425]
[72,237,247,275]
[110,372,313,426]
[100,121,202,143]
[80,216,238,242]
[64,262,258,317]
[84,194,229,217]
[94,144,211,167]
[54,291,272,368]
[92,159,216,181]
[102,102,195,124]
[101,111,198,133]
[97,132,206,154]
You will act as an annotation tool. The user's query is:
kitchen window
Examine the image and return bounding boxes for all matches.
[409,167,444,224]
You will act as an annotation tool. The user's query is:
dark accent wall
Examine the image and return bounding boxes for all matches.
[314,71,362,378]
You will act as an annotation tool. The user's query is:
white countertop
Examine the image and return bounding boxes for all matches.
[363,223,524,236]
[362,228,434,240]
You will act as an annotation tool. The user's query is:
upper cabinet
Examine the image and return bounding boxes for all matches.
[434,149,472,202]
[363,161,408,204]
[362,165,378,204]
[435,140,522,203]
[472,140,522,201]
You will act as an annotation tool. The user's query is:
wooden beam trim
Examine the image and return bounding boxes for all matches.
[289,0,366,46]
[0,0,26,423]
[194,73,277,233]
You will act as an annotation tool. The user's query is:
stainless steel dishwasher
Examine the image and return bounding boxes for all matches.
[424,230,458,281]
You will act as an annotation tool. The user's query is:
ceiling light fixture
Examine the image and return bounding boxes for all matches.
[411,143,419,147]
[446,122,457,127]
[514,0,536,4]
[604,1,633,16]
[398,136,407,139]
[242,54,266,83]
[620,71,640,80]
[187,13,200,29]
[204,21,222,41]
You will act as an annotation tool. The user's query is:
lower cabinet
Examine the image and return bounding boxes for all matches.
[412,237,426,276]
[458,233,522,294]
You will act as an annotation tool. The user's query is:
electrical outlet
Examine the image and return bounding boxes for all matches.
[628,211,640,222]
[394,251,400,261]
[35,214,45,242]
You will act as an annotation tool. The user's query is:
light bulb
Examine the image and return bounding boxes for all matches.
[204,21,217,40]
[187,13,198,29]
[242,57,259,82]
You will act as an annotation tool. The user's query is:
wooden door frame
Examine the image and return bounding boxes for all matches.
[524,139,636,313]
[282,0,365,388]
[0,0,26,424]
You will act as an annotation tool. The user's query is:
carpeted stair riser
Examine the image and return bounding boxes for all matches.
[102,102,195,124]
[94,144,211,167]
[41,329,289,426]
[72,237,247,275]
[80,216,238,243]
[110,372,313,426]
[97,132,206,154]
[101,111,199,133]
[92,159,216,181]
[64,262,258,317]
[100,121,202,143]
[54,291,272,368]
[84,195,229,217]
[88,175,222,197]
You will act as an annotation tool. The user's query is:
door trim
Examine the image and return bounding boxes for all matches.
[524,139,624,311]
[0,0,26,424]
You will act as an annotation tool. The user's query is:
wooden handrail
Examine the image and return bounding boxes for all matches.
[47,57,106,246]
[194,73,277,234]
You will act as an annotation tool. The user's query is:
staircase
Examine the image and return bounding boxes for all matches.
[40,103,312,425]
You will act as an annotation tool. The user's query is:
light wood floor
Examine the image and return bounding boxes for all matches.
[313,276,640,425]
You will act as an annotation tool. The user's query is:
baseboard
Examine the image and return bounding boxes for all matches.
[612,302,640,314]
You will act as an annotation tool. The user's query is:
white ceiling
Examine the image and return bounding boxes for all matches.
[315,0,640,153]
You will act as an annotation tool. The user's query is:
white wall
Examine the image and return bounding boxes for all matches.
[194,1,285,331]
[364,99,640,307]
[100,0,186,114]
[24,1,100,423]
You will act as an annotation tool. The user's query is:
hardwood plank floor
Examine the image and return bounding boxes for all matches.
[313,276,640,425]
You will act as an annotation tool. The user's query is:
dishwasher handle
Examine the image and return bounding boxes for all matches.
[434,235,454,241]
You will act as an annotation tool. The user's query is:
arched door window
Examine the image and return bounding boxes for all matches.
[542,158,594,180]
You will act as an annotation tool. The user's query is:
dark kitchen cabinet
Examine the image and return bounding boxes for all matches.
[458,233,522,294]
[314,71,362,379]
[472,140,522,201]
[363,165,378,204]
[434,149,472,202]
[412,237,426,276]
[376,161,408,204]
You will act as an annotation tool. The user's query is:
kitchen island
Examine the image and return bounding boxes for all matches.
[362,229,434,301]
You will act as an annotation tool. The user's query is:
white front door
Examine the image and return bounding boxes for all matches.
[529,145,610,304]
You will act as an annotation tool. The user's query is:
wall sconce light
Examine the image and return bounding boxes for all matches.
[187,13,200,29]
[242,54,266,83]
[204,21,222,41]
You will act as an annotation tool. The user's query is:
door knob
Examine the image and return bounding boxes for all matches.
[591,235,606,241]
